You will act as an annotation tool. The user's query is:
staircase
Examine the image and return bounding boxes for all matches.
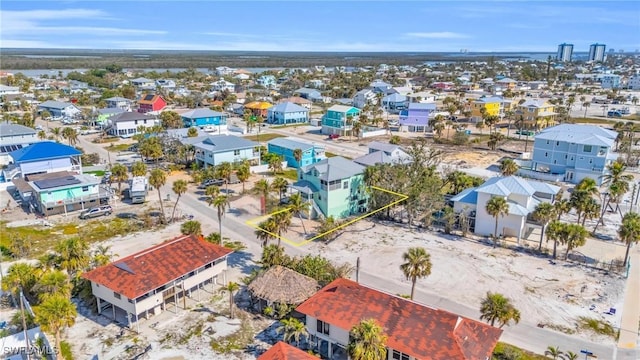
[310,200,325,220]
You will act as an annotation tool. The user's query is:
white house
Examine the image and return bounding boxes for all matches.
[193,134,260,168]
[83,234,232,330]
[106,112,160,138]
[353,88,377,108]
[451,176,560,242]
[156,79,176,90]
[627,75,640,90]
[0,123,39,166]
[0,85,20,96]
[130,77,155,89]
[104,97,132,111]
[210,79,236,92]
[8,141,83,179]
[215,66,236,76]
[37,100,81,119]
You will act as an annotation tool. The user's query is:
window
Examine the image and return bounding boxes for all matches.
[583,145,593,153]
[546,140,550,145]
[114,292,121,299]
[343,181,349,189]
[82,186,89,192]
[545,152,548,157]
[565,154,568,159]
[392,350,410,360]
[556,141,560,146]
[316,320,330,335]
[234,150,240,156]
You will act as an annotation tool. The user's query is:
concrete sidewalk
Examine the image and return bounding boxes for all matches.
[617,245,640,349]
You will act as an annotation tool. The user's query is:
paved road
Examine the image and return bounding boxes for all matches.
[618,246,640,350]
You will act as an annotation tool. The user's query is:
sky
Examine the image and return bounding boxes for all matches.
[1,1,638,52]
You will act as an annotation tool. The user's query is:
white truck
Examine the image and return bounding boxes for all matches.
[129,176,148,204]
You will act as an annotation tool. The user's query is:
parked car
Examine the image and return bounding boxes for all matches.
[607,110,622,118]
[515,130,535,136]
[328,134,340,140]
[199,179,224,188]
[79,205,113,219]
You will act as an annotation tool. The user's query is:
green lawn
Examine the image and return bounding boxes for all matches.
[244,133,285,142]
[281,168,298,181]
[107,143,133,152]
[271,123,308,129]
[492,342,548,360]
[325,151,352,160]
[84,170,106,176]
[573,117,619,126]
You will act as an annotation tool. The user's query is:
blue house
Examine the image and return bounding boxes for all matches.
[267,102,309,125]
[267,137,326,168]
[181,109,228,134]
[321,105,361,136]
[257,75,277,89]
[399,103,436,132]
[9,141,83,178]
[192,135,260,168]
[523,124,619,185]
[381,93,409,113]
[294,88,324,102]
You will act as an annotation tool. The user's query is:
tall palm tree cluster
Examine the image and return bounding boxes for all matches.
[2,239,115,359]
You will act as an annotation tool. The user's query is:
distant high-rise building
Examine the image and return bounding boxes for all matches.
[556,43,573,62]
[589,43,607,62]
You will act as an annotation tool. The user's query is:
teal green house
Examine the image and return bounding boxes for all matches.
[321,105,360,136]
[28,172,109,216]
[292,156,367,219]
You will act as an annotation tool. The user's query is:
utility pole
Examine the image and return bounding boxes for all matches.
[355,257,360,283]
[19,289,32,360]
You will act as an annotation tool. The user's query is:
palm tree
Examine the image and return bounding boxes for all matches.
[533,202,556,251]
[399,247,432,300]
[55,238,89,277]
[50,127,61,142]
[554,198,571,221]
[254,179,271,214]
[35,295,77,360]
[268,156,283,175]
[92,245,115,267]
[561,351,578,360]
[149,168,167,224]
[559,223,588,259]
[220,282,240,319]
[260,244,288,267]
[170,179,188,222]
[271,177,289,202]
[276,317,308,346]
[110,163,128,194]
[256,217,278,247]
[292,148,303,168]
[583,101,590,118]
[499,158,519,176]
[619,212,640,267]
[236,164,250,193]
[38,130,47,140]
[546,220,564,259]
[288,193,310,234]
[205,184,220,203]
[35,270,71,301]
[131,161,147,177]
[271,211,292,246]
[212,195,229,239]
[352,121,362,140]
[216,162,233,193]
[181,220,202,235]
[348,319,388,360]
[1,263,37,299]
[545,346,563,359]
[61,127,78,146]
[479,292,521,328]
[485,196,509,247]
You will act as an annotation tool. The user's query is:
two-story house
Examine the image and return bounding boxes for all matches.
[137,94,166,114]
[517,99,556,130]
[244,101,274,118]
[37,100,81,120]
[181,109,228,134]
[600,75,621,89]
[293,156,366,219]
[155,79,176,90]
[526,124,618,185]
[370,80,393,94]
[353,88,377,109]
[8,141,82,179]
[398,102,436,132]
[95,108,126,127]
[0,124,39,166]
[294,88,324,103]
[470,96,502,122]
[193,135,260,168]
[381,93,409,114]
[277,97,312,110]
[451,176,560,242]
[257,342,317,360]
[267,137,325,169]
[105,97,133,111]
[296,278,502,360]
[267,102,309,125]
[106,112,160,138]
[353,141,411,167]
[210,79,236,93]
[82,234,232,330]
[257,75,277,89]
[130,77,155,89]
[321,105,360,136]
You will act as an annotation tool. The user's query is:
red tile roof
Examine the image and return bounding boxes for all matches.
[257,342,317,360]
[82,234,232,299]
[295,278,502,360]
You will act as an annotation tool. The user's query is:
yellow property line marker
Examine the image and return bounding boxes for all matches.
[245,185,408,247]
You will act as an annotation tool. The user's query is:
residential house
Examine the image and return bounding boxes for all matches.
[278,96,312,110]
[296,278,502,360]
[193,135,260,168]
[306,79,325,89]
[19,171,110,216]
[292,156,366,219]
[106,112,160,138]
[517,99,556,129]
[451,176,560,242]
[234,73,251,82]
[431,81,455,91]
[105,97,133,111]
[628,75,640,90]
[257,342,317,360]
[294,88,324,102]
[267,102,309,125]
[210,79,236,93]
[381,93,409,113]
[353,88,377,109]
[82,234,232,330]
[95,108,126,127]
[130,77,155,89]
[257,75,277,89]
[470,96,502,122]
[370,80,393,94]
[8,141,82,179]
[601,75,621,89]
[0,124,39,167]
[399,102,436,132]
[244,101,274,118]
[137,94,167,113]
[65,80,89,94]
[181,109,228,134]
[0,85,20,96]
[215,66,236,76]
[267,137,325,169]
[524,124,618,185]
[155,79,176,90]
[353,141,410,167]
[37,100,81,119]
[321,105,360,136]
[406,91,436,103]
[496,77,517,90]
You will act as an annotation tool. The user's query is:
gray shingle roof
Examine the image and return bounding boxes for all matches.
[180,108,225,119]
[353,151,393,167]
[105,97,132,102]
[268,137,314,152]
[38,100,74,109]
[301,156,364,182]
[110,112,156,123]
[0,123,36,137]
[194,135,258,153]
[368,141,401,154]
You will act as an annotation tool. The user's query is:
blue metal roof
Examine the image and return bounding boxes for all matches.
[268,102,309,113]
[10,141,81,163]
